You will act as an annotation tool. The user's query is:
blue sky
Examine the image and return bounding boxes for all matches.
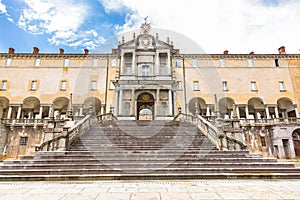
[0,0,299,54]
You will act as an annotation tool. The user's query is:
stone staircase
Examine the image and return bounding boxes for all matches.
[0,120,300,181]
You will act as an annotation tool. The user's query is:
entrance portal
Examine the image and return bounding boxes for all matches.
[293,129,300,157]
[137,93,154,120]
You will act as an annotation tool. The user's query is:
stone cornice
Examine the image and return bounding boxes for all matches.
[1,53,300,59]
[0,53,117,59]
[174,54,300,59]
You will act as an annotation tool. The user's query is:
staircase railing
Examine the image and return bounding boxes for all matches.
[36,115,96,151]
[174,113,247,150]
[36,113,117,152]
[174,113,221,150]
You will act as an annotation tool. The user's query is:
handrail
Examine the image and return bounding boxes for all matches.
[174,113,221,150]
[36,115,95,151]
[174,113,247,151]
[36,113,117,152]
[98,112,118,122]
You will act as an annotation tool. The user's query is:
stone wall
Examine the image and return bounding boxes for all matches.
[4,125,44,158]
[0,124,7,157]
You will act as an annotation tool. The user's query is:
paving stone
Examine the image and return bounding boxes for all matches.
[130,192,161,200]
[189,192,222,200]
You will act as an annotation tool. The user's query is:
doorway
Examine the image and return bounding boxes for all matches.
[292,129,300,157]
[137,93,154,120]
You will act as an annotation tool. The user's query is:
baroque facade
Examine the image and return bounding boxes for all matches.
[1,21,300,159]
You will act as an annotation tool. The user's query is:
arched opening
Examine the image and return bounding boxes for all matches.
[23,96,40,119]
[292,129,300,157]
[0,97,9,119]
[188,97,206,115]
[277,97,295,118]
[248,97,265,119]
[137,93,154,120]
[219,97,235,119]
[83,97,101,116]
[53,97,69,119]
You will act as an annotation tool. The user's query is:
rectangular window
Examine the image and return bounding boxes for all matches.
[111,58,116,67]
[275,59,280,67]
[93,58,99,67]
[19,137,28,146]
[160,54,167,67]
[247,59,253,67]
[177,81,182,90]
[61,80,67,90]
[91,81,97,91]
[109,80,115,90]
[34,58,41,67]
[175,59,181,67]
[124,54,132,74]
[5,58,12,66]
[222,81,228,91]
[279,81,285,91]
[261,136,266,147]
[64,58,70,67]
[193,81,199,91]
[141,65,150,76]
[251,81,257,91]
[1,80,7,90]
[220,59,225,67]
[192,59,198,67]
[31,80,37,90]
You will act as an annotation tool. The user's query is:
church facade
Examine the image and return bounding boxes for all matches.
[1,21,300,159]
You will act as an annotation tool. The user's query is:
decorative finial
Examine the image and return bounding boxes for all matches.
[133,32,135,39]
[122,36,124,44]
[140,16,151,34]
[156,33,158,40]
[167,37,170,44]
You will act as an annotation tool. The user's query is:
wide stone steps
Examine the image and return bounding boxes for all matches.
[0,120,300,180]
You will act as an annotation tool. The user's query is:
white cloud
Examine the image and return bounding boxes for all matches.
[98,0,127,13]
[0,0,7,14]
[115,0,300,54]
[16,0,103,49]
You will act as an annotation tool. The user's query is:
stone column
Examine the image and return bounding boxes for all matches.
[167,51,171,74]
[236,104,240,119]
[168,90,173,115]
[155,52,159,75]
[7,106,12,119]
[101,104,105,115]
[120,52,124,74]
[156,89,160,116]
[118,89,123,115]
[265,105,270,119]
[38,105,43,119]
[48,105,53,118]
[79,105,83,116]
[0,107,3,119]
[294,105,299,118]
[245,105,249,119]
[28,111,32,119]
[274,106,279,118]
[130,89,135,116]
[206,106,210,117]
[16,106,22,119]
[131,52,136,75]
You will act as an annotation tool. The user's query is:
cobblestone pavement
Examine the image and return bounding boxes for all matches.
[0,180,299,200]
